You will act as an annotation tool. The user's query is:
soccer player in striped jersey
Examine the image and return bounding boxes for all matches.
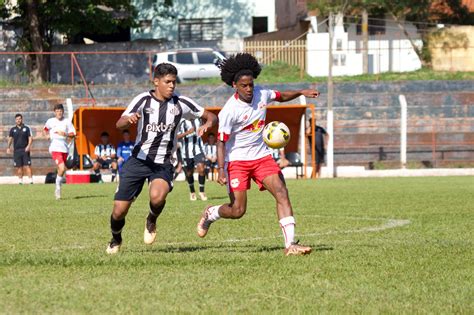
[196,53,320,256]
[178,118,208,201]
[106,63,217,254]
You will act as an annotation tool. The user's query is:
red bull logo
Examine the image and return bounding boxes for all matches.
[243,119,265,132]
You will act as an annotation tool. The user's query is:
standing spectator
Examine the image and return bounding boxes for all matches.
[93,131,118,183]
[43,104,76,200]
[7,113,33,184]
[116,129,134,172]
[307,122,329,178]
[203,132,217,180]
[178,118,208,201]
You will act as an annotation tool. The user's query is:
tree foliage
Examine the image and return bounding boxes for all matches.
[1,0,138,82]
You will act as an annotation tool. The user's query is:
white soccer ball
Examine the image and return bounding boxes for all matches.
[262,121,291,149]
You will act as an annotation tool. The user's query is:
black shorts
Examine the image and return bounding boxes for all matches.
[316,149,325,164]
[96,158,115,169]
[13,150,31,167]
[183,153,206,171]
[114,156,174,201]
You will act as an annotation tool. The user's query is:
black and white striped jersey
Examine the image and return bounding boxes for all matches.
[179,118,204,159]
[121,90,204,164]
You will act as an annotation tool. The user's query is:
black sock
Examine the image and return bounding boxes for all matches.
[110,215,125,243]
[147,201,166,224]
[111,169,117,182]
[186,175,195,193]
[198,175,205,193]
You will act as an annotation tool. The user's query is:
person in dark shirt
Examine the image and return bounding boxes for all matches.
[307,122,329,178]
[93,131,118,183]
[116,129,134,172]
[7,114,33,184]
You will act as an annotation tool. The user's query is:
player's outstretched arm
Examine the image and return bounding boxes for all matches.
[279,89,320,102]
[197,110,217,137]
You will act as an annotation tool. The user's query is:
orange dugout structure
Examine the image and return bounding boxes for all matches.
[73,105,317,177]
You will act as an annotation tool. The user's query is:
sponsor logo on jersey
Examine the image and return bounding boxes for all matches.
[230,178,240,188]
[145,122,176,133]
[169,106,180,115]
[242,119,265,133]
[144,107,155,115]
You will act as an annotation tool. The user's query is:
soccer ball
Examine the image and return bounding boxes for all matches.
[262,121,290,149]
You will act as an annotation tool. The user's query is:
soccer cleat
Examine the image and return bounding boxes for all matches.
[55,188,61,200]
[190,193,197,201]
[197,206,213,238]
[144,220,157,245]
[199,192,208,201]
[106,238,122,254]
[284,241,312,256]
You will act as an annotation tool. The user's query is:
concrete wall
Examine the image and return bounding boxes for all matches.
[429,26,474,72]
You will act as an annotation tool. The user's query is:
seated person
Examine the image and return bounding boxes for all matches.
[116,129,134,171]
[93,131,118,182]
[203,132,218,180]
[272,148,289,169]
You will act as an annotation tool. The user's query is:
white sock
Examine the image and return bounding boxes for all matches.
[17,177,22,184]
[55,175,63,189]
[28,177,33,184]
[207,205,221,222]
[279,216,296,248]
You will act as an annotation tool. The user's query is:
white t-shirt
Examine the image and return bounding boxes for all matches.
[43,117,76,153]
[217,86,281,162]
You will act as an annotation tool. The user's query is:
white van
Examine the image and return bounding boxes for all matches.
[152,48,225,83]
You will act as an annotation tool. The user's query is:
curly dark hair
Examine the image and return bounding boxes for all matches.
[218,53,261,86]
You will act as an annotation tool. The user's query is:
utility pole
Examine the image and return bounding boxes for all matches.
[327,12,335,178]
[362,8,369,74]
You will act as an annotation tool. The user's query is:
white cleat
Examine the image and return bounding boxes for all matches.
[106,239,121,254]
[199,192,208,201]
[55,188,61,200]
[190,193,197,201]
[144,221,157,245]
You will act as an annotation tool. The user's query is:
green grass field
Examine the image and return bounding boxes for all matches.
[0,177,472,313]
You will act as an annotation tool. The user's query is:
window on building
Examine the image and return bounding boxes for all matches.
[336,39,342,51]
[178,18,223,41]
[252,16,268,35]
[176,53,194,64]
[356,17,386,35]
[333,54,339,66]
[340,54,346,66]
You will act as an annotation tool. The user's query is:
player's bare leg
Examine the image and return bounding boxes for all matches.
[107,200,132,254]
[197,191,247,237]
[144,179,170,245]
[262,173,311,256]
[24,165,33,184]
[15,167,23,184]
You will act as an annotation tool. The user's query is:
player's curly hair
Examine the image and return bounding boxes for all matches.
[218,53,261,86]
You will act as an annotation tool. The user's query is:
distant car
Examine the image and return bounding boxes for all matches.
[152,48,226,83]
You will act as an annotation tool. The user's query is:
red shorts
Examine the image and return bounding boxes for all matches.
[51,152,68,166]
[226,155,282,193]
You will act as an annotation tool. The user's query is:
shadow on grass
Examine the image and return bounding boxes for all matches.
[144,243,333,254]
[71,194,109,200]
[206,196,228,201]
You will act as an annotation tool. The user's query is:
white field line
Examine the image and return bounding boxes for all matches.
[2,218,411,252]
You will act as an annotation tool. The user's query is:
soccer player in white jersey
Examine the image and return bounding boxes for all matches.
[106,63,217,254]
[43,104,76,200]
[197,53,320,256]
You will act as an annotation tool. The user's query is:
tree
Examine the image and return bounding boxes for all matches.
[1,0,138,83]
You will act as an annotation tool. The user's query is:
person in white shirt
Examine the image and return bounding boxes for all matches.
[93,131,118,183]
[196,53,320,256]
[203,132,218,180]
[43,104,76,200]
